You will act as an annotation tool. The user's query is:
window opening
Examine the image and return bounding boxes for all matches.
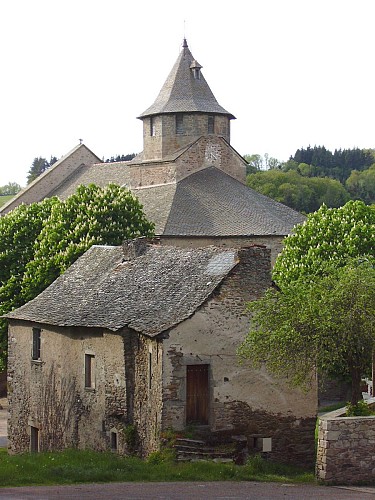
[149,352,152,389]
[85,354,95,389]
[150,117,156,136]
[176,114,184,135]
[32,328,41,360]
[30,426,39,452]
[111,431,118,451]
[208,116,214,134]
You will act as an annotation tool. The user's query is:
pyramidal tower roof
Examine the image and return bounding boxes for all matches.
[138,39,235,119]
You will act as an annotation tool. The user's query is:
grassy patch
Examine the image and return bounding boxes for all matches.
[0,195,14,207]
[0,449,314,487]
[319,401,346,413]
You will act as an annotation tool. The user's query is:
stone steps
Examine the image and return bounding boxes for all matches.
[174,437,235,463]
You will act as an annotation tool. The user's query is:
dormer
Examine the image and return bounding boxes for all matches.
[190,59,202,80]
[138,39,235,161]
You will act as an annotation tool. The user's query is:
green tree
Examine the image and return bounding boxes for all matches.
[346,165,375,204]
[243,154,263,175]
[27,157,49,184]
[105,154,136,163]
[273,200,375,288]
[0,182,22,196]
[290,146,375,183]
[247,170,350,213]
[240,200,375,405]
[27,156,58,184]
[0,184,154,369]
[0,197,60,368]
[239,261,375,405]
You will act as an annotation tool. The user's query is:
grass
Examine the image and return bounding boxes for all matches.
[319,401,346,413]
[0,449,315,488]
[0,195,14,207]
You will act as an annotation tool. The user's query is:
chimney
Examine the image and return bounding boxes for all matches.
[122,238,148,261]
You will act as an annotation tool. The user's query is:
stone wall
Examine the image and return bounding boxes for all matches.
[129,135,247,190]
[162,245,317,467]
[0,145,100,215]
[128,162,176,188]
[318,377,352,406]
[7,321,129,455]
[317,404,375,484]
[142,113,230,161]
[175,136,246,184]
[160,235,285,267]
[130,333,163,457]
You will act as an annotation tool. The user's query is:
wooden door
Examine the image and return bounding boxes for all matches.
[186,365,209,425]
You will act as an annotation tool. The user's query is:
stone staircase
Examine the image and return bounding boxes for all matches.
[173,437,236,463]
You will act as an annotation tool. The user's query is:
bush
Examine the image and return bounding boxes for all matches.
[345,400,375,417]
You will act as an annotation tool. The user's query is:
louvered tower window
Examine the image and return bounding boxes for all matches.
[150,117,156,136]
[176,114,184,135]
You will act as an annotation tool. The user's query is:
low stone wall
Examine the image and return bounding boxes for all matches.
[317,400,375,484]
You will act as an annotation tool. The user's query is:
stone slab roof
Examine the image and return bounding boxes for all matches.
[138,40,234,119]
[43,161,304,237]
[134,183,176,234]
[135,167,305,237]
[5,243,238,336]
[0,144,102,215]
[51,162,132,200]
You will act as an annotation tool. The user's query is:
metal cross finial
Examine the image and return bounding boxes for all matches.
[79,138,83,144]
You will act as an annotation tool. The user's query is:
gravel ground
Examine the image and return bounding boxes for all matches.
[0,481,375,499]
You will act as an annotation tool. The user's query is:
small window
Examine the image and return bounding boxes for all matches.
[192,68,201,80]
[30,426,39,452]
[111,431,118,451]
[150,117,156,136]
[85,354,95,389]
[149,352,152,389]
[176,114,184,135]
[208,116,214,134]
[32,328,41,361]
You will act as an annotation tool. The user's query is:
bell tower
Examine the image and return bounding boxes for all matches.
[138,39,235,162]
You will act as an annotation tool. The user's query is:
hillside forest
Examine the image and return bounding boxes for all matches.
[245,146,375,213]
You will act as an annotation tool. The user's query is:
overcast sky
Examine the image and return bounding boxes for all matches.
[1,0,374,187]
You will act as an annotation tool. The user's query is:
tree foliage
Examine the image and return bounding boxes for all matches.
[105,154,136,163]
[27,156,58,184]
[346,164,375,205]
[290,146,375,183]
[240,200,375,405]
[244,146,375,209]
[0,182,22,196]
[0,184,154,369]
[239,262,375,405]
[273,200,375,288]
[243,153,281,174]
[247,169,350,213]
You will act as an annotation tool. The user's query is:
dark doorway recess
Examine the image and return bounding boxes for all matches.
[186,364,209,425]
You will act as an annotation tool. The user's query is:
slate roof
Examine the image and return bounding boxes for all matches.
[5,244,238,336]
[134,167,305,236]
[134,183,176,234]
[138,39,235,119]
[0,144,102,215]
[51,162,132,200]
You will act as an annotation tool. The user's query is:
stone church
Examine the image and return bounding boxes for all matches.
[4,40,316,465]
[1,39,304,262]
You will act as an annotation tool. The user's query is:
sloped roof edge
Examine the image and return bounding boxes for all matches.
[0,144,102,214]
[4,243,240,337]
[138,40,235,120]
